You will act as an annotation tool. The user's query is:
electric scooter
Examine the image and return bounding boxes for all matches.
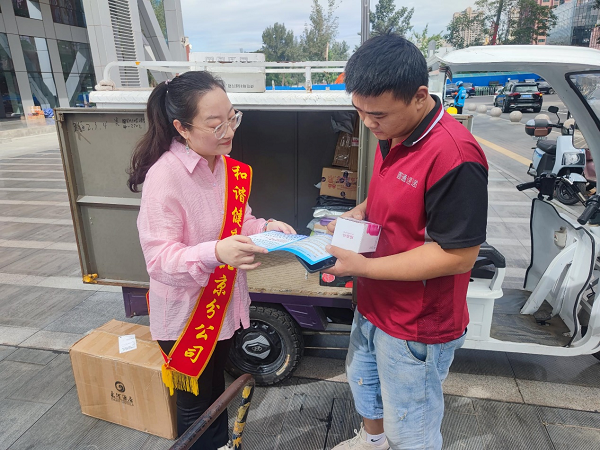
[525,106,587,205]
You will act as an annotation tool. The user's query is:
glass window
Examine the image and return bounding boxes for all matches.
[57,40,95,106]
[12,0,43,20]
[20,36,52,73]
[0,33,23,117]
[514,85,539,93]
[0,33,14,72]
[569,72,600,124]
[28,71,58,109]
[0,71,24,116]
[50,0,86,27]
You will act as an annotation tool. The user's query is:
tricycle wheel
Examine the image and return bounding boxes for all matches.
[225,305,303,386]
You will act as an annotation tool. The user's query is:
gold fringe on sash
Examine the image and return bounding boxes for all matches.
[162,364,199,396]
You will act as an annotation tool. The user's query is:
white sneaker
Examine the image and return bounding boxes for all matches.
[331,424,390,449]
[218,442,233,450]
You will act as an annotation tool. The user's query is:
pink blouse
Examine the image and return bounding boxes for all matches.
[137,139,266,341]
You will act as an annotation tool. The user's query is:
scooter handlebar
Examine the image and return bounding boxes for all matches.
[578,195,600,225]
[516,181,537,191]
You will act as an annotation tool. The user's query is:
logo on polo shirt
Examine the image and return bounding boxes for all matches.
[397,171,418,188]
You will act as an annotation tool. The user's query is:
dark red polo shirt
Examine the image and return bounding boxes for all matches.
[357,96,488,344]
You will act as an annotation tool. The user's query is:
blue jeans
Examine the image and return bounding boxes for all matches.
[346,310,466,450]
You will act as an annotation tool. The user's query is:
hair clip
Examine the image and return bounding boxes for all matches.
[165,79,171,85]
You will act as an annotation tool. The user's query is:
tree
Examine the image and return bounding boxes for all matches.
[260,23,301,62]
[412,25,444,57]
[445,11,485,49]
[370,0,414,37]
[474,0,557,45]
[301,0,340,61]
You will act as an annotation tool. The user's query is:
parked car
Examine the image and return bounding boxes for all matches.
[445,83,457,97]
[494,82,543,113]
[537,80,555,95]
[462,82,476,97]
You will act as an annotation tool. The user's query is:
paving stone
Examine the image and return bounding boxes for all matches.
[0,345,16,362]
[7,387,97,450]
[537,405,600,429]
[0,325,38,346]
[76,419,150,450]
[8,354,75,405]
[19,330,83,352]
[0,360,45,400]
[545,423,600,450]
[5,347,58,365]
[0,398,50,450]
[472,399,555,450]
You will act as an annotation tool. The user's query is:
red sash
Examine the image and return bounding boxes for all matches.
[153,156,252,396]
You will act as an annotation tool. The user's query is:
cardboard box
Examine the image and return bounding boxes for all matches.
[331,217,381,253]
[319,272,353,288]
[332,117,360,171]
[70,320,177,439]
[320,167,358,200]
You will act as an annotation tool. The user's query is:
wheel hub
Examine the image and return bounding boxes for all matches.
[241,333,271,360]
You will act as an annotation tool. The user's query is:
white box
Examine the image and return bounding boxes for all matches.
[331,218,381,253]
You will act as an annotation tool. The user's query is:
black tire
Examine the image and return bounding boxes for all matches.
[533,107,541,113]
[554,180,581,205]
[549,88,555,95]
[225,304,303,386]
[502,101,509,113]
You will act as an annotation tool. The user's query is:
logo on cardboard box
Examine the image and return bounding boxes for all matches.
[111,381,134,406]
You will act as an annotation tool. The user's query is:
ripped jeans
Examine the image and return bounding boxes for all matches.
[345,310,466,450]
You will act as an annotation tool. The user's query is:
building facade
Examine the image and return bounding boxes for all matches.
[546,0,599,48]
[0,0,185,120]
[453,7,485,47]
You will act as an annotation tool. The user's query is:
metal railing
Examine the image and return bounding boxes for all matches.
[102,60,347,91]
[169,374,256,450]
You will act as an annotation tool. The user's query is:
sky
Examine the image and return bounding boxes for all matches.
[180,0,476,54]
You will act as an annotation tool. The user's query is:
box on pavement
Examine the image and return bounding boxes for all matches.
[320,167,358,200]
[69,320,177,439]
[331,217,381,253]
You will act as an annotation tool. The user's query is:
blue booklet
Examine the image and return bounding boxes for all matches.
[248,231,333,265]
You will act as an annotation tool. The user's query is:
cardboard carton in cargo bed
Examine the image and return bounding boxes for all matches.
[70,320,176,439]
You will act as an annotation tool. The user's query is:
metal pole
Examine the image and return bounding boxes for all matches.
[361,0,370,45]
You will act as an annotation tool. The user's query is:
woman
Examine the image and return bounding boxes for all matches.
[128,71,294,450]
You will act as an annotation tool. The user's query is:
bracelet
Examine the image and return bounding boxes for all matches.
[262,218,275,232]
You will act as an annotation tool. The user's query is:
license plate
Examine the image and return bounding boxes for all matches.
[521,94,532,99]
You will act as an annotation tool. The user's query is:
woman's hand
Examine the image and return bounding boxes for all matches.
[266,220,296,234]
[215,235,268,270]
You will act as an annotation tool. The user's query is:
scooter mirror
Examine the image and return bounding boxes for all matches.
[548,106,559,113]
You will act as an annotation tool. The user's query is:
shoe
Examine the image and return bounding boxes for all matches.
[218,442,233,450]
[331,424,390,449]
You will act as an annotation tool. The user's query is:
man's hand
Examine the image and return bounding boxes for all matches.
[322,245,369,277]
[327,201,367,234]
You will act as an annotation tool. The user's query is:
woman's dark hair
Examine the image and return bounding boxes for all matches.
[344,33,428,104]
[127,71,226,192]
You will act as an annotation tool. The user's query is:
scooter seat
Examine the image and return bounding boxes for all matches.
[472,242,507,279]
[537,140,557,155]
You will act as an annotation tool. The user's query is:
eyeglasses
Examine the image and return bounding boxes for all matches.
[186,110,243,140]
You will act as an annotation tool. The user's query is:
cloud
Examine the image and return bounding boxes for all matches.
[181,0,475,54]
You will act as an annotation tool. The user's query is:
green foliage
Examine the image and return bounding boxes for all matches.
[370,0,414,37]
[412,24,444,57]
[260,0,348,86]
[474,0,557,45]
[445,11,485,49]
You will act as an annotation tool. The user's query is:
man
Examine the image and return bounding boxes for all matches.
[454,81,467,114]
[326,34,488,450]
